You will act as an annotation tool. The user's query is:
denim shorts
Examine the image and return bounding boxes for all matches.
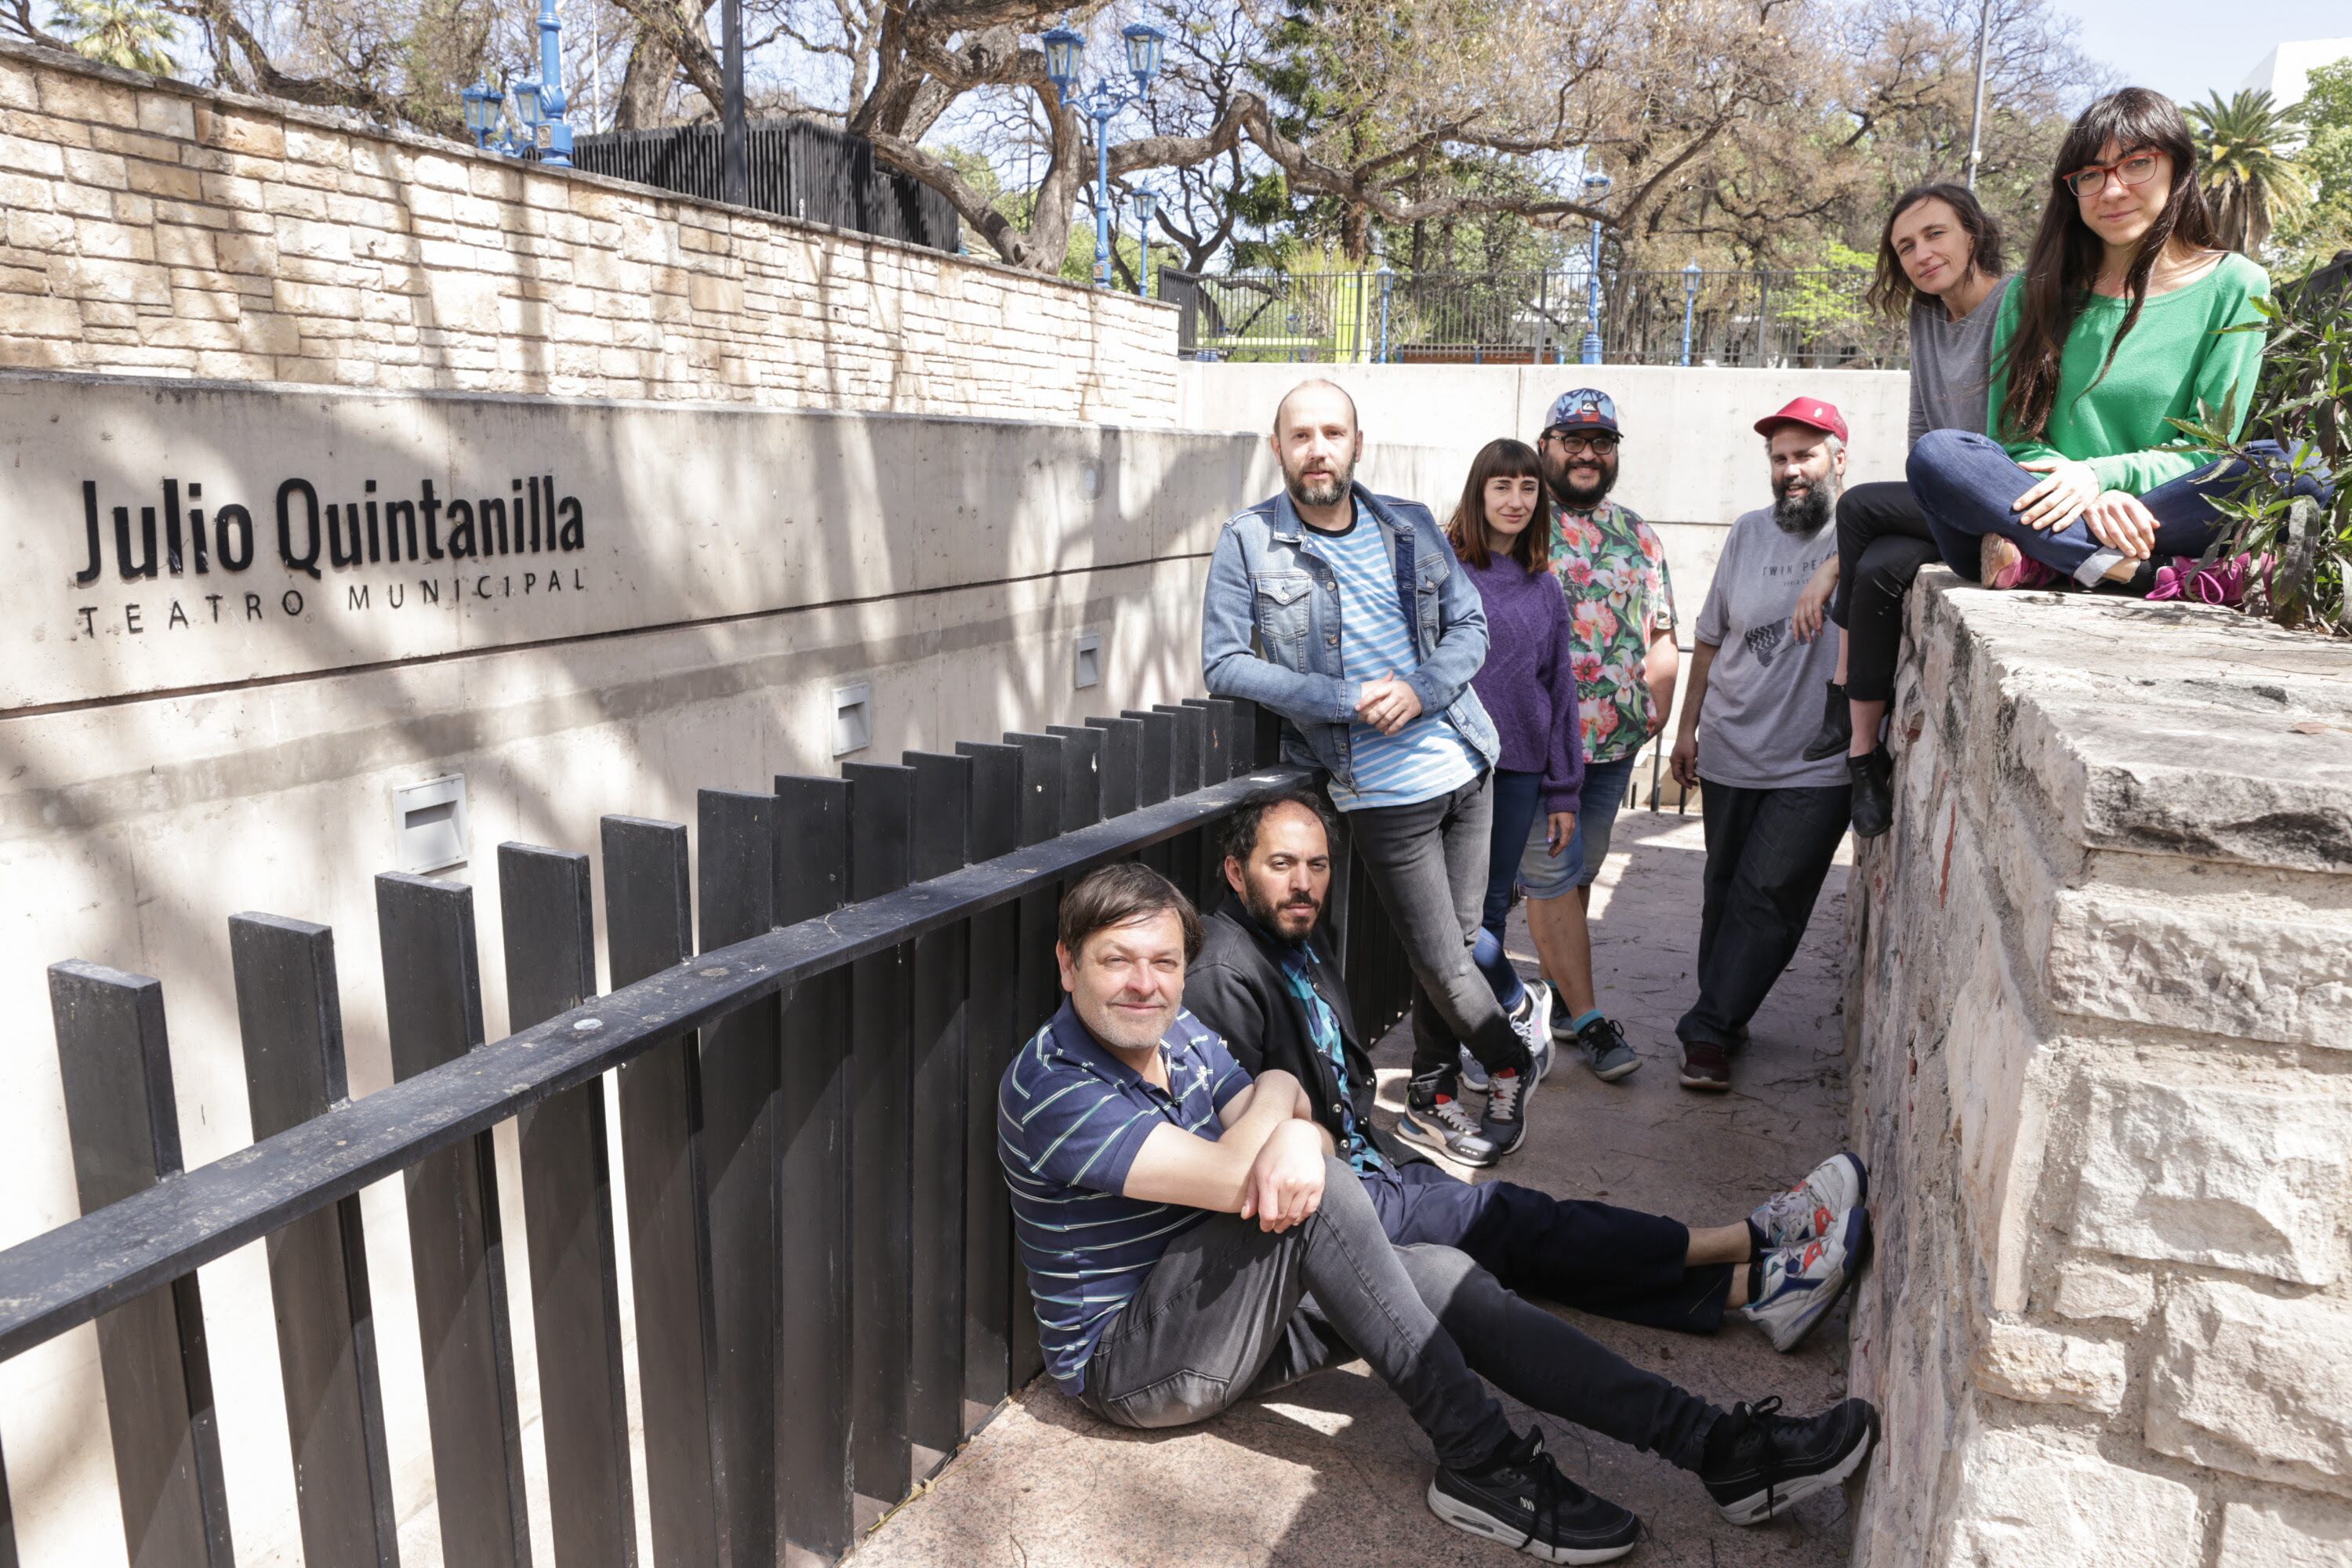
[1520,752,1642,900]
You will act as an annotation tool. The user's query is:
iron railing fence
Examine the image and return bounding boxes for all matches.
[1162,267,1908,369]
[0,697,1410,1568]
[572,118,962,254]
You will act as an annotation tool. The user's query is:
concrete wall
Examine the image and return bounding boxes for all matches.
[0,369,1279,1565]
[0,38,1177,423]
[1845,575,2352,1566]
[1174,361,1914,523]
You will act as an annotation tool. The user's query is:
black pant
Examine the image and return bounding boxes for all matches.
[1676,781,1850,1051]
[1827,481,1941,706]
[1345,774,1531,1079]
[1082,1157,1723,1471]
[1364,1161,1733,1334]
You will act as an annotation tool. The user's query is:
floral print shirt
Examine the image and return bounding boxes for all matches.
[1548,500,1679,764]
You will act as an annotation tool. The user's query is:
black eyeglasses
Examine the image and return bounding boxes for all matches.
[1544,431,1619,455]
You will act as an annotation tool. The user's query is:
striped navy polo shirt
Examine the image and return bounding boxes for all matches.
[996,999,1250,1393]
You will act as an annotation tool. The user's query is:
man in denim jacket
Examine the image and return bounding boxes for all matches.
[1202,379,1541,1163]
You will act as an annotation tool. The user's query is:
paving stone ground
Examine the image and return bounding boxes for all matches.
[855,806,1859,1568]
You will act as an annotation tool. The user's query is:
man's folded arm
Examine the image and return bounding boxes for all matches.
[1121,1068,1328,1214]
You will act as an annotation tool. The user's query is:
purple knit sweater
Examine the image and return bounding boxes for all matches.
[1461,553,1584,810]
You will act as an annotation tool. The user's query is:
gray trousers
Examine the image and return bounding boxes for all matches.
[1079,1156,1721,1473]
[1343,772,1532,1079]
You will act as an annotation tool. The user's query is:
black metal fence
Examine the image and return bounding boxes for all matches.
[1162,267,1907,369]
[0,696,1410,1566]
[572,118,961,255]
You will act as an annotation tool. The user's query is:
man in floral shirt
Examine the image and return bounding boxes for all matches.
[1519,389,1681,1080]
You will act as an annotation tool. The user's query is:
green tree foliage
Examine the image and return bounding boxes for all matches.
[2277,61,2352,275]
[47,0,176,73]
[2187,89,2310,257]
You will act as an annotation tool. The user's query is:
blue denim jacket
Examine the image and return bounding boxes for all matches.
[1202,483,1499,790]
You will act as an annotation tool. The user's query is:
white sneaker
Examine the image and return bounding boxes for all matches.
[1461,989,1550,1093]
[1749,1152,1867,1250]
[1743,1207,1870,1353]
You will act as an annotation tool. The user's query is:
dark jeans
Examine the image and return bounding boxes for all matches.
[1471,768,1544,1010]
[1828,481,1941,706]
[1676,781,1851,1051]
[1907,430,2332,586]
[1363,1161,1733,1334]
[1081,1157,1723,1472]
[1345,773,1531,1079]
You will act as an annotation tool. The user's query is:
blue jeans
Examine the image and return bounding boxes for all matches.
[1472,769,1544,1009]
[1907,430,2331,586]
[1523,751,1642,902]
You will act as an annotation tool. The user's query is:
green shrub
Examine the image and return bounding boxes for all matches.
[2169,256,2351,633]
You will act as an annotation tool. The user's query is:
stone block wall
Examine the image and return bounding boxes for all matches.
[1845,575,2352,1566]
[0,39,1177,422]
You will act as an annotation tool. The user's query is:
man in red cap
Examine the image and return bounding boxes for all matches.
[1665,398,1855,1092]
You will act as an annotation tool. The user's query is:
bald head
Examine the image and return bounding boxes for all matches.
[1272,379,1359,439]
[1268,379,1363,516]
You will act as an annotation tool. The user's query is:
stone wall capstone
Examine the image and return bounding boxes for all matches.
[1846,573,2352,1567]
[0,39,1177,423]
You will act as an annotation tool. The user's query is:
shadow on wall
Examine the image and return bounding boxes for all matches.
[0,380,1283,1566]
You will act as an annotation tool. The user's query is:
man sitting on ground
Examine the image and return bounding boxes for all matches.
[1184,786,1868,1354]
[999,861,1879,1564]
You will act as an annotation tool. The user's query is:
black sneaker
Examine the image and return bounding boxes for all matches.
[1576,1015,1639,1081]
[1482,1063,1532,1156]
[1849,746,1894,840]
[1698,1396,1879,1526]
[1428,1428,1641,1563]
[1801,680,1851,761]
[1399,1069,1499,1167]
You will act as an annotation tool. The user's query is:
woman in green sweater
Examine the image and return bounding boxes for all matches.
[1907,86,2325,591]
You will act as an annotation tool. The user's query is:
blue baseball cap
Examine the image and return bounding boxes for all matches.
[1542,388,1621,437]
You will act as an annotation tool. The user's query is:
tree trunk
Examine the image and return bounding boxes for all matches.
[614,32,678,129]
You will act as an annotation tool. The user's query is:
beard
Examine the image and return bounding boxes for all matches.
[1772,471,1839,535]
[1546,454,1618,510]
[1283,457,1354,510]
[1243,880,1323,943]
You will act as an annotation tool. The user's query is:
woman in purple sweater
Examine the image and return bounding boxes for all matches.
[1445,438,1584,1068]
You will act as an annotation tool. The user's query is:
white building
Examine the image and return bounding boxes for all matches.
[2242,37,2352,109]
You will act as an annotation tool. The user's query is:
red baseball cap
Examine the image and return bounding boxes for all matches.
[1754,397,1849,445]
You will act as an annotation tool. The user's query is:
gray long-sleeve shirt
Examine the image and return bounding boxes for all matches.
[1907,275,2010,445]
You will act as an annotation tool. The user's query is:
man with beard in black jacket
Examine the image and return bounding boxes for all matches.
[1185,786,1868,1356]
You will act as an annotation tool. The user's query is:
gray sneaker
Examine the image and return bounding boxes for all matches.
[1399,1070,1499,1167]
[1460,988,1550,1091]
[1577,1015,1640,1082]
[1481,1062,1532,1156]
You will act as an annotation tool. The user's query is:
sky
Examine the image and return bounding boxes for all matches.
[2049,0,2350,106]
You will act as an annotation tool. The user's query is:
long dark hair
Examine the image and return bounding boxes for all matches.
[1446,439,1552,572]
[1996,87,2217,441]
[1867,182,2004,318]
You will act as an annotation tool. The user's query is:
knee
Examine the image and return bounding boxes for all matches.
[1399,1243,1491,1316]
[1904,427,1980,491]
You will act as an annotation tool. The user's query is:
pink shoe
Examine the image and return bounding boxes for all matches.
[1980,534,2056,590]
[2148,554,2258,606]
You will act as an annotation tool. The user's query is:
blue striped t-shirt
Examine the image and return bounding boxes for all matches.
[997,1000,1250,1392]
[1315,518,1479,811]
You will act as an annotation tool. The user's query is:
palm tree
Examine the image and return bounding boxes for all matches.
[47,0,178,75]
[2188,89,2310,256]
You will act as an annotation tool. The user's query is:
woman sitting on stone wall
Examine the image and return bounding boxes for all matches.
[1791,182,2010,840]
[1904,86,2329,605]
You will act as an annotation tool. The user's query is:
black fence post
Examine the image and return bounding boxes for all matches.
[771,775,852,1562]
[229,914,399,1568]
[695,789,785,1564]
[1082,716,1143,818]
[600,815,724,1568]
[497,844,637,1568]
[1045,724,1105,829]
[902,750,971,1473]
[953,741,1021,1424]
[841,760,916,1528]
[375,873,532,1568]
[47,961,234,1568]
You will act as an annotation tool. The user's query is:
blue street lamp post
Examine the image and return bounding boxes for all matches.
[1580,169,1612,365]
[1681,260,1701,366]
[1131,186,1160,296]
[463,0,575,166]
[1043,24,1165,289]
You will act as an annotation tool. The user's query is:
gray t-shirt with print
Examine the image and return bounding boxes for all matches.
[1692,506,1848,790]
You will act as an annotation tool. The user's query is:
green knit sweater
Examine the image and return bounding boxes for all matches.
[1985,251,2270,495]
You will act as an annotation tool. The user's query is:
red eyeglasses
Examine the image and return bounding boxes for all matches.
[2063,148,2162,198]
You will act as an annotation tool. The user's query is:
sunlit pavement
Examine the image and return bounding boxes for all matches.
[855,805,1858,1568]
